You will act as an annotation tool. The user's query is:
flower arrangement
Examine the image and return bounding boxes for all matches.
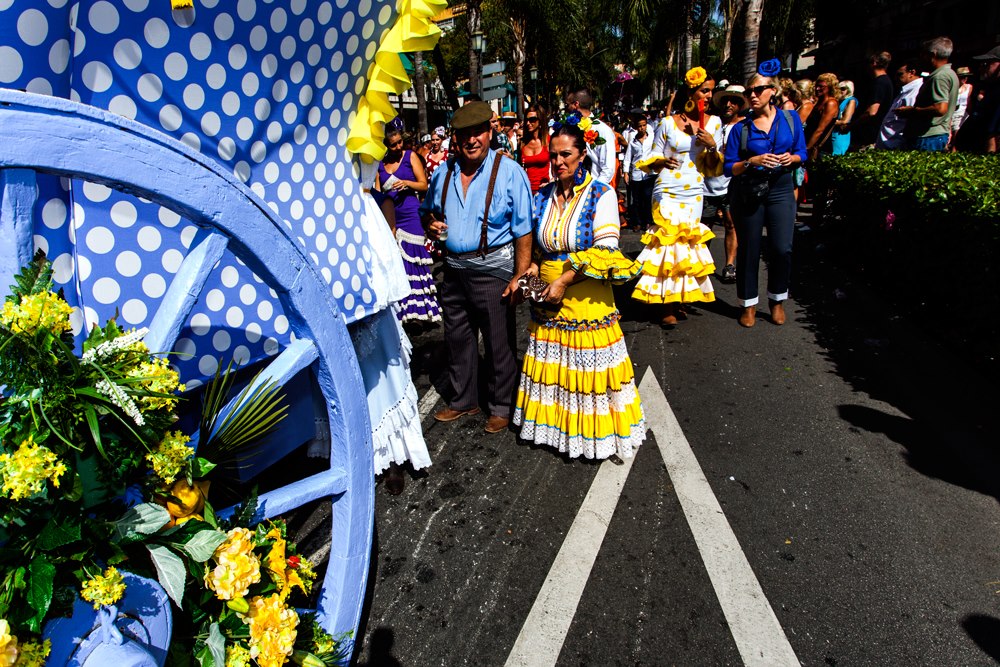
[549,110,607,148]
[0,252,349,666]
[684,66,707,88]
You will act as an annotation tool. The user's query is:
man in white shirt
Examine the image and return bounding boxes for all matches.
[565,88,617,184]
[878,60,923,149]
[622,115,656,229]
[702,85,746,283]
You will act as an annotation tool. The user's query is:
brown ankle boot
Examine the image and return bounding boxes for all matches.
[738,306,756,328]
[661,303,679,326]
[769,300,786,325]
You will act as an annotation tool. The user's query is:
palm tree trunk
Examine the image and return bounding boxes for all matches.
[467,1,482,98]
[432,45,461,111]
[413,51,428,133]
[742,0,763,82]
[681,0,694,73]
[511,17,527,119]
[698,0,712,64]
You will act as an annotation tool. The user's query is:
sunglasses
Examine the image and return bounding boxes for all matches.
[526,116,539,121]
[746,85,774,97]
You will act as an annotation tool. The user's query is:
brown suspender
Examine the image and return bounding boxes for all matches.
[439,153,504,258]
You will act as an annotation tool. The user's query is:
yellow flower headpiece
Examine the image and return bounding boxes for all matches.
[685,67,707,89]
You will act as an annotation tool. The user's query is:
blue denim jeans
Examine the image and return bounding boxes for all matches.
[732,171,795,307]
[910,134,949,152]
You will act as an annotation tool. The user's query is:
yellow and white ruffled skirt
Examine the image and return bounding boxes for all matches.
[513,249,647,460]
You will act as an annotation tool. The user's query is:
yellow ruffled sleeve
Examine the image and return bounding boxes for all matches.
[568,246,642,284]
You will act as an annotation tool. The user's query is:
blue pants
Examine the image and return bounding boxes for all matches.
[732,171,795,307]
[910,134,949,151]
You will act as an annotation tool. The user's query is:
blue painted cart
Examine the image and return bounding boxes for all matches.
[0,88,375,660]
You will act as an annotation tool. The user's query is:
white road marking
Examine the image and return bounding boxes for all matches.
[640,369,800,667]
[417,384,441,423]
[504,427,638,666]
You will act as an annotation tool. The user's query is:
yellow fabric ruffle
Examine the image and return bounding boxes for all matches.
[568,246,641,284]
[636,242,715,279]
[346,0,448,162]
[631,274,715,303]
[695,150,724,177]
[634,154,669,174]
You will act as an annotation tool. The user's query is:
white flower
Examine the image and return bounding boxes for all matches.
[82,327,149,363]
[95,379,145,426]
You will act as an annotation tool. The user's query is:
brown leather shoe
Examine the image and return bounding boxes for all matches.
[434,406,481,422]
[738,306,756,328]
[484,415,510,434]
[661,303,679,326]
[769,300,786,325]
[384,463,405,495]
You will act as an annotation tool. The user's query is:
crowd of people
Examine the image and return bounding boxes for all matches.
[366,35,1000,489]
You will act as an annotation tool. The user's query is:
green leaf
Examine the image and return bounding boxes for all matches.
[27,556,56,633]
[207,623,226,667]
[191,457,217,479]
[146,544,187,609]
[82,404,105,458]
[173,528,227,563]
[203,500,218,529]
[37,518,82,551]
[115,502,171,541]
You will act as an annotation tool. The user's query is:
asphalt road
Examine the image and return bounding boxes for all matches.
[353,213,1000,667]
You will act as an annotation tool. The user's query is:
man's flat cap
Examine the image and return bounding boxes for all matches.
[452,101,493,129]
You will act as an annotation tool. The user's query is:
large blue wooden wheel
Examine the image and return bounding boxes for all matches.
[0,89,374,641]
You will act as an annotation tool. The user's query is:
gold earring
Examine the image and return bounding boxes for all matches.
[684,99,696,113]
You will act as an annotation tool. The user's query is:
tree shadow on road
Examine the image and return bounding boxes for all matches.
[792,223,1000,503]
[961,614,1000,663]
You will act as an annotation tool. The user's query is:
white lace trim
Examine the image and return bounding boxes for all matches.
[523,334,631,374]
[513,411,647,460]
[372,377,431,473]
[396,228,428,245]
[517,376,640,413]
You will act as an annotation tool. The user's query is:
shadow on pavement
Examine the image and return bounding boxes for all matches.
[961,614,1000,663]
[793,219,1000,503]
[356,627,403,667]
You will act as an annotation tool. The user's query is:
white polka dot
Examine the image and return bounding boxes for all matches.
[270,7,287,31]
[111,39,142,71]
[254,97,271,121]
[164,52,188,80]
[272,80,288,102]
[159,104,183,131]
[236,117,254,140]
[143,273,166,298]
[171,7,195,28]
[201,111,221,136]
[250,141,267,163]
[115,251,142,277]
[51,253,74,283]
[189,32,212,60]
[234,161,251,182]
[256,300,273,320]
[343,293,355,311]
[271,314,288,334]
[123,0,149,11]
[198,355,219,377]
[137,226,162,251]
[283,102,298,124]
[325,28,339,51]
[361,19,375,40]
[280,35,296,60]
[221,91,241,115]
[88,1,119,34]
[92,277,121,304]
[299,18,315,42]
[109,200,137,228]
[237,0,256,21]
[245,321,262,342]
[276,182,292,201]
[263,337,279,356]
[18,8,49,46]
[213,266,236,289]
[81,62,113,92]
[205,288,225,311]
[378,4,391,23]
[341,11,355,32]
[250,182,265,198]
[42,199,67,229]
[317,1,333,24]
[122,299,147,325]
[290,162,304,181]
[229,44,247,70]
[212,330,231,352]
[357,0,372,16]
[144,17,170,48]
[48,39,70,74]
[158,207,182,228]
[291,0,307,13]
[77,256,92,281]
[232,345,251,364]
[137,73,163,101]
[225,306,244,327]
[266,121,282,143]
[214,13,234,40]
[190,312,211,335]
[180,133,201,152]
[83,181,112,202]
[218,137,236,160]
[183,83,205,110]
[180,226,198,248]
[307,44,322,67]
[261,54,278,77]
[161,249,183,273]
[289,201,303,219]
[242,72,260,96]
[249,25,268,51]
[291,64,306,85]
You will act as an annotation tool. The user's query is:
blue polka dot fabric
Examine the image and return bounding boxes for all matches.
[0,0,396,384]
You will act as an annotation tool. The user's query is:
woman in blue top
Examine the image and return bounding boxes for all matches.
[723,72,808,327]
[831,80,858,155]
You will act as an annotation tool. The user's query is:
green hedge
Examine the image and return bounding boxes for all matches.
[819,150,1000,223]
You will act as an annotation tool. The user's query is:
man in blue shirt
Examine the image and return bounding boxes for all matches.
[420,101,534,433]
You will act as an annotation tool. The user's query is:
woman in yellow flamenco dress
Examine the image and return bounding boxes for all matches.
[633,67,724,325]
[513,116,646,460]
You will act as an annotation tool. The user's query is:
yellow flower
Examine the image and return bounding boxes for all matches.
[0,291,73,336]
[577,116,592,132]
[12,639,50,667]
[80,567,126,609]
[263,526,288,592]
[685,66,707,88]
[246,594,299,667]
[224,643,252,667]
[205,528,261,601]
[0,436,67,501]
[128,357,184,412]
[146,431,194,485]
[0,619,17,667]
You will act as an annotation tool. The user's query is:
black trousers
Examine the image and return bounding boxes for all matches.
[627,177,655,229]
[732,171,795,306]
[439,265,518,418]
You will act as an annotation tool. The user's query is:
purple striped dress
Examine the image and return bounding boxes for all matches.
[378,151,441,323]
